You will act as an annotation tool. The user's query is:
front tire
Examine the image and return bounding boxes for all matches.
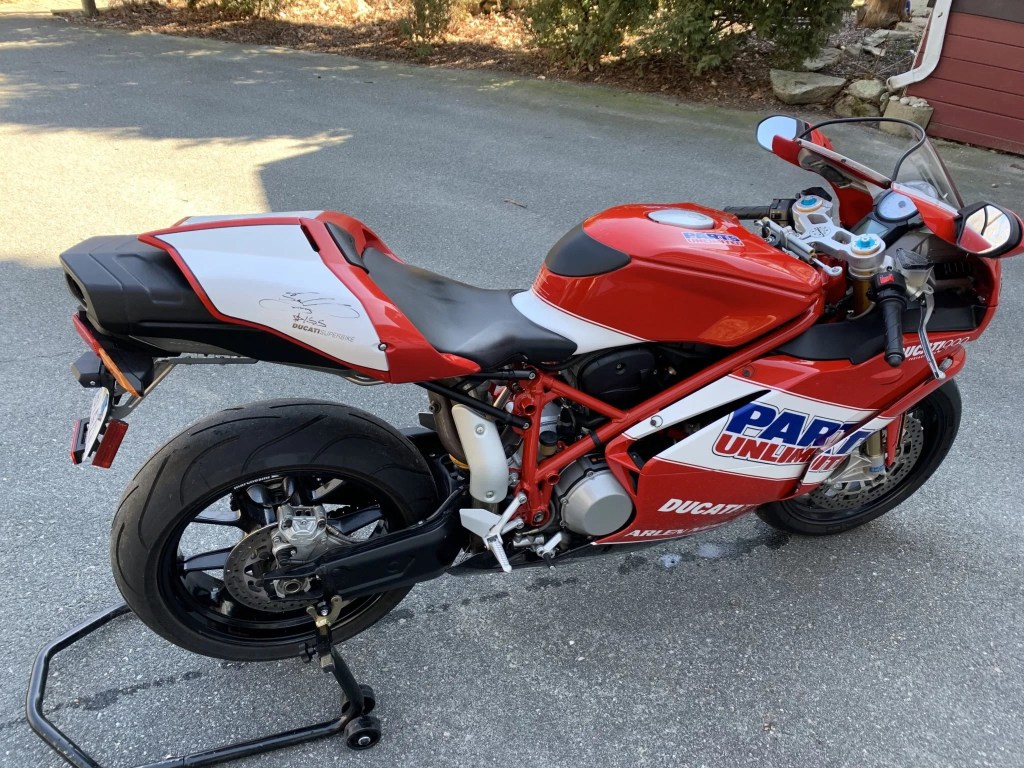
[757,381,961,536]
[111,399,438,661]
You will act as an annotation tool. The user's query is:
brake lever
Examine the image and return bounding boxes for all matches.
[917,290,945,380]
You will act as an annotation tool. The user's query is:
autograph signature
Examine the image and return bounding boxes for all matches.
[259,291,361,321]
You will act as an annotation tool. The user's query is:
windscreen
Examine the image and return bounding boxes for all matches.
[800,120,963,208]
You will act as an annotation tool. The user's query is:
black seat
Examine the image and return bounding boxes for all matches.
[362,248,577,369]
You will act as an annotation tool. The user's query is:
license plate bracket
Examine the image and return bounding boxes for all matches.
[70,387,128,467]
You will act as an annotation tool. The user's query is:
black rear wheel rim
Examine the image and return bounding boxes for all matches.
[156,468,408,650]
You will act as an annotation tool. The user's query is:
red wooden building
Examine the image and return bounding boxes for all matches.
[907,0,1024,155]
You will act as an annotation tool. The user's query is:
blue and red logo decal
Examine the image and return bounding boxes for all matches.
[713,403,871,467]
[683,232,742,247]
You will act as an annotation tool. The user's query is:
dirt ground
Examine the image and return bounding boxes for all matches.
[60,0,919,110]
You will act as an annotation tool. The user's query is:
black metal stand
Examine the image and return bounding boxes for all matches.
[26,599,381,768]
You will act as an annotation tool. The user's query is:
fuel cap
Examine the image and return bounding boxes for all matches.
[648,209,715,229]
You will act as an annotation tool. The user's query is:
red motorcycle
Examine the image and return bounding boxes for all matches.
[62,115,1023,669]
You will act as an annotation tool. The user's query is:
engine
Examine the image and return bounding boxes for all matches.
[568,344,718,410]
[554,455,633,537]
[536,345,720,539]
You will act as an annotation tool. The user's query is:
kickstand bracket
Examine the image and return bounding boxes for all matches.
[26,602,383,768]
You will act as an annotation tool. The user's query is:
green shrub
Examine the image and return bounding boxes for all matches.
[637,0,850,73]
[408,0,458,40]
[528,0,655,69]
[526,0,850,73]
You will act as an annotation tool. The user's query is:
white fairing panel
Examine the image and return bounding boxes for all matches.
[155,224,387,371]
[180,211,325,225]
[512,290,643,354]
[645,377,876,481]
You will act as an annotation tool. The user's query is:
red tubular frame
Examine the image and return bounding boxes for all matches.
[504,305,823,524]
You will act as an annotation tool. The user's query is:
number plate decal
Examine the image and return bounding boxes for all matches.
[82,387,111,459]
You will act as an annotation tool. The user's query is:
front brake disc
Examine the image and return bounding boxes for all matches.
[805,413,925,511]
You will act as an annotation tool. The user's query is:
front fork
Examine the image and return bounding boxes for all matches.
[850,264,938,477]
[861,415,905,475]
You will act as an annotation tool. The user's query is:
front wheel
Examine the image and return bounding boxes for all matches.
[110,400,439,661]
[757,381,961,536]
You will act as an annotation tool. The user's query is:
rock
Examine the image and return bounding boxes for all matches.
[862,30,886,48]
[834,94,882,118]
[801,47,842,72]
[865,28,920,47]
[863,45,885,57]
[882,97,934,137]
[896,18,927,33]
[844,43,864,56]
[885,29,921,41]
[770,70,847,105]
[848,79,887,103]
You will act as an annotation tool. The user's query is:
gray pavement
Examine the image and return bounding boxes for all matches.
[2,13,1024,768]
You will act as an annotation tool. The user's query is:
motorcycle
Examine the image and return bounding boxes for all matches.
[61,115,1023,668]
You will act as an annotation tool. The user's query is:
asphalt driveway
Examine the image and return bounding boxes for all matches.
[1,12,1023,768]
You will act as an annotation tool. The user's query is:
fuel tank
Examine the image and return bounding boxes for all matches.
[533,204,824,347]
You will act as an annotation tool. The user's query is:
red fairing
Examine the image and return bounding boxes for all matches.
[533,203,823,346]
[893,183,958,245]
[309,213,481,383]
[596,328,980,544]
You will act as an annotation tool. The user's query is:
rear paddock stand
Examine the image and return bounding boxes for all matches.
[26,598,382,768]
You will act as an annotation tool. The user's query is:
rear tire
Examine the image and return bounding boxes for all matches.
[111,399,438,661]
[756,381,961,536]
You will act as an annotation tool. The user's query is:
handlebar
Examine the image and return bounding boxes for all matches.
[723,205,772,220]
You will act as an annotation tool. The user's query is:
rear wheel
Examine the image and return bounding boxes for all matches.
[110,400,438,661]
[757,381,961,536]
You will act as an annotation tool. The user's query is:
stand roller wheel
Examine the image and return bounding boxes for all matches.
[343,715,382,750]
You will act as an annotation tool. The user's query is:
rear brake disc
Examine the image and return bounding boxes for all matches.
[222,525,320,613]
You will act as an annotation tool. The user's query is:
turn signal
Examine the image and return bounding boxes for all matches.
[71,314,143,397]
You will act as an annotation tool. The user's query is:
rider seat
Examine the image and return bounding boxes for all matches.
[361,248,576,369]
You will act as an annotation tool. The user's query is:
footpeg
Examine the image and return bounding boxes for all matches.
[485,532,512,573]
[460,508,514,573]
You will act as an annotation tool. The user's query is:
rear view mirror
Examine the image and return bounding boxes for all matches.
[756,115,802,152]
[957,202,1023,257]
